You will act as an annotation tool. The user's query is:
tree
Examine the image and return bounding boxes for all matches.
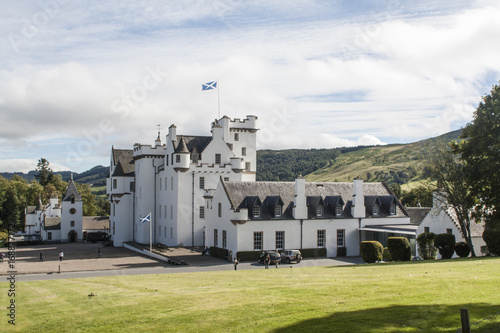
[453,82,500,255]
[35,158,53,186]
[428,143,477,256]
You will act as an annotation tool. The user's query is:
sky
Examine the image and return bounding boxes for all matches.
[1,0,500,173]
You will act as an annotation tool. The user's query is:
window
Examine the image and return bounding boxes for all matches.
[234,133,239,141]
[253,205,260,218]
[199,206,205,219]
[214,229,218,247]
[159,225,161,236]
[274,205,282,217]
[337,229,345,247]
[71,220,75,227]
[164,205,166,217]
[390,203,396,215]
[130,181,135,192]
[336,203,342,216]
[159,205,162,218]
[164,178,167,190]
[254,232,263,250]
[159,179,162,190]
[224,177,229,181]
[176,155,180,163]
[70,208,76,215]
[218,202,222,217]
[317,230,325,248]
[71,197,75,204]
[192,153,198,163]
[171,177,173,190]
[276,231,284,250]
[245,162,251,171]
[47,232,52,240]
[447,228,452,235]
[242,147,246,156]
[215,154,221,164]
[424,227,430,233]
[113,179,117,189]
[164,226,166,237]
[222,230,227,248]
[316,205,323,217]
[113,222,116,235]
[373,203,379,216]
[199,177,205,189]
[171,205,173,219]
[170,227,173,239]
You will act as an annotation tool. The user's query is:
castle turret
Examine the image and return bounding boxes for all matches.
[173,136,190,172]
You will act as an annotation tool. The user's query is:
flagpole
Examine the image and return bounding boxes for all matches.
[217,78,220,119]
[150,214,152,252]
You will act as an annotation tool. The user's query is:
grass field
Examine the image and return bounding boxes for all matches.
[2,257,500,332]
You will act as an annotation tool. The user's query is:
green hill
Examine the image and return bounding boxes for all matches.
[305,130,462,184]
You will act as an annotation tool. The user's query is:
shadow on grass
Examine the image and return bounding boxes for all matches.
[324,256,499,269]
[273,303,500,332]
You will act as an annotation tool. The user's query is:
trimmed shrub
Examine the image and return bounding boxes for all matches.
[434,233,456,259]
[416,232,436,259]
[387,237,411,261]
[360,241,383,263]
[210,247,228,260]
[235,248,326,262]
[483,223,500,256]
[337,247,347,257]
[300,248,327,258]
[383,247,392,262]
[455,241,471,258]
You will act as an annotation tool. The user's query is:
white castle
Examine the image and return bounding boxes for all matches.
[107,115,258,247]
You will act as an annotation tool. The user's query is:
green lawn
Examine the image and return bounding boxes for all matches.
[2,257,500,332]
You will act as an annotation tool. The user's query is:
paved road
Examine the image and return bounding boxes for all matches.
[2,243,364,282]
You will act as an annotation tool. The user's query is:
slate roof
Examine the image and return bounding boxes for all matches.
[174,136,190,153]
[179,135,212,154]
[112,148,135,177]
[405,207,432,225]
[26,206,37,214]
[62,180,82,202]
[83,216,110,230]
[222,180,407,220]
[45,217,61,230]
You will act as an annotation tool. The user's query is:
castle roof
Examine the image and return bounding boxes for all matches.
[83,216,110,230]
[178,135,212,154]
[112,148,135,176]
[62,180,82,202]
[221,180,408,220]
[44,217,61,230]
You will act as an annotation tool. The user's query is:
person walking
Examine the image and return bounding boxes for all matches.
[234,258,239,270]
[59,251,64,262]
[97,247,102,259]
[264,253,270,269]
[39,251,43,262]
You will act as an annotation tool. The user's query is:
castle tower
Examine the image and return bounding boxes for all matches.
[60,179,83,242]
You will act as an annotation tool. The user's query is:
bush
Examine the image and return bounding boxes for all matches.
[235,248,326,262]
[387,237,411,261]
[337,247,346,257]
[481,245,489,256]
[360,241,383,263]
[383,247,391,262]
[455,241,471,258]
[483,223,500,256]
[209,247,228,260]
[434,233,456,259]
[300,248,327,258]
[416,232,436,259]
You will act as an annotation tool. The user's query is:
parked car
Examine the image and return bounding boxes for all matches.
[258,251,281,265]
[280,250,302,264]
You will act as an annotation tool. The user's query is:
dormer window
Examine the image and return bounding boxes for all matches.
[215,154,221,164]
[253,205,260,218]
[192,154,198,163]
[336,204,342,216]
[274,205,282,217]
[390,203,396,215]
[373,203,379,216]
[316,205,323,217]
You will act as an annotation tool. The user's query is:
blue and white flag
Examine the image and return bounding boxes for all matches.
[202,81,217,90]
[140,213,151,224]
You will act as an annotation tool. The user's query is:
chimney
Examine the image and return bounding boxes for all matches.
[352,177,365,218]
[168,124,177,143]
[293,177,307,219]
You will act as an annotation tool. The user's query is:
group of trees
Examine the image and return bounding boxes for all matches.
[0,159,109,231]
[427,83,500,256]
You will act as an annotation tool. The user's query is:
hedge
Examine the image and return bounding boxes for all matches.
[210,246,229,260]
[235,248,326,262]
[360,241,383,263]
[416,232,436,260]
[383,247,392,262]
[483,223,500,256]
[337,247,347,257]
[455,241,471,258]
[434,233,456,259]
[387,237,411,261]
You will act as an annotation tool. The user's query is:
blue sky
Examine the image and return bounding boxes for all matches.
[1,1,500,173]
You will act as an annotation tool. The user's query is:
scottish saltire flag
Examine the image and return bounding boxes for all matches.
[140,213,151,224]
[202,81,217,90]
